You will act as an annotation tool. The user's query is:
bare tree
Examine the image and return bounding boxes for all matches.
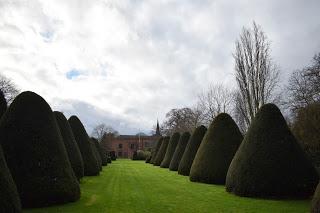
[197,83,234,126]
[0,74,20,103]
[233,22,279,130]
[161,107,201,136]
[286,53,320,112]
[91,123,118,142]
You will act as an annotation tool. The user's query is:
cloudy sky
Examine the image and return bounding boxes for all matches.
[0,0,319,135]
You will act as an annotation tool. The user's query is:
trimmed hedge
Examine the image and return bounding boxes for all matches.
[92,138,108,166]
[178,125,207,176]
[0,91,80,208]
[90,139,102,171]
[150,137,163,164]
[145,155,152,163]
[0,144,21,212]
[169,132,191,171]
[226,103,319,198]
[312,182,320,213]
[190,113,243,184]
[54,111,84,180]
[153,137,170,166]
[0,90,7,118]
[69,116,100,176]
[107,156,112,163]
[160,132,180,168]
[110,151,117,161]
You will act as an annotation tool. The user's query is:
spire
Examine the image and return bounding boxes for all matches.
[156,119,161,136]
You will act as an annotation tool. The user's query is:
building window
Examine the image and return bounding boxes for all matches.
[118,151,122,157]
[130,144,134,149]
[118,143,123,149]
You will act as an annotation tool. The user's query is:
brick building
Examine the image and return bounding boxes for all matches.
[101,121,161,159]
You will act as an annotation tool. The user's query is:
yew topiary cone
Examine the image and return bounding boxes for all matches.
[226,103,318,198]
[0,90,7,118]
[153,137,170,166]
[178,126,207,176]
[90,138,102,171]
[150,137,163,164]
[312,182,320,213]
[92,137,107,166]
[169,132,190,171]
[0,91,80,208]
[0,145,21,212]
[190,113,243,184]
[160,132,180,168]
[54,111,84,180]
[68,116,100,176]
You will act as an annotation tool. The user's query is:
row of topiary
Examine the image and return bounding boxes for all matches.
[0,90,110,212]
[147,103,320,211]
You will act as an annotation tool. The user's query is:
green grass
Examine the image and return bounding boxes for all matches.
[25,159,311,213]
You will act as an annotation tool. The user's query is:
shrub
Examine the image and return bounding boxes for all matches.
[169,132,191,171]
[90,138,102,171]
[226,103,319,198]
[312,182,320,213]
[178,125,207,176]
[92,138,108,166]
[69,116,100,176]
[145,155,152,163]
[0,145,21,212]
[0,91,80,207]
[150,137,163,164]
[0,90,7,118]
[54,111,84,181]
[107,156,112,163]
[153,137,170,166]
[110,151,117,161]
[190,113,243,184]
[132,150,151,160]
[160,132,180,168]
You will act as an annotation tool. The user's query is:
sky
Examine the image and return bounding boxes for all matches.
[0,0,319,135]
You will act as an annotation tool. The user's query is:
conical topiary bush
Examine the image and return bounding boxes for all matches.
[69,116,100,176]
[54,111,84,181]
[190,113,243,184]
[0,90,7,118]
[160,132,180,168]
[178,125,207,176]
[169,132,191,171]
[0,144,21,212]
[90,138,102,171]
[153,137,170,166]
[226,103,319,198]
[0,91,80,208]
[312,182,320,213]
[92,137,107,166]
[145,155,152,163]
[150,137,163,164]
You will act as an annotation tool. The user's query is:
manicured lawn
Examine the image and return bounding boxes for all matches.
[25,159,311,213]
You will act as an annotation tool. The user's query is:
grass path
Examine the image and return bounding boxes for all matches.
[25,159,310,213]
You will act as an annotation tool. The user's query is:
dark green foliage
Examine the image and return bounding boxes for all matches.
[190,113,243,184]
[54,111,84,180]
[107,156,112,163]
[312,182,320,213]
[92,138,107,166]
[178,126,207,176]
[69,116,100,176]
[150,137,163,164]
[169,132,191,171]
[291,103,320,166]
[132,150,150,160]
[0,91,80,208]
[0,144,21,212]
[0,90,7,118]
[226,103,319,198]
[160,132,180,168]
[153,137,170,166]
[145,155,152,163]
[90,139,102,171]
[110,151,117,161]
